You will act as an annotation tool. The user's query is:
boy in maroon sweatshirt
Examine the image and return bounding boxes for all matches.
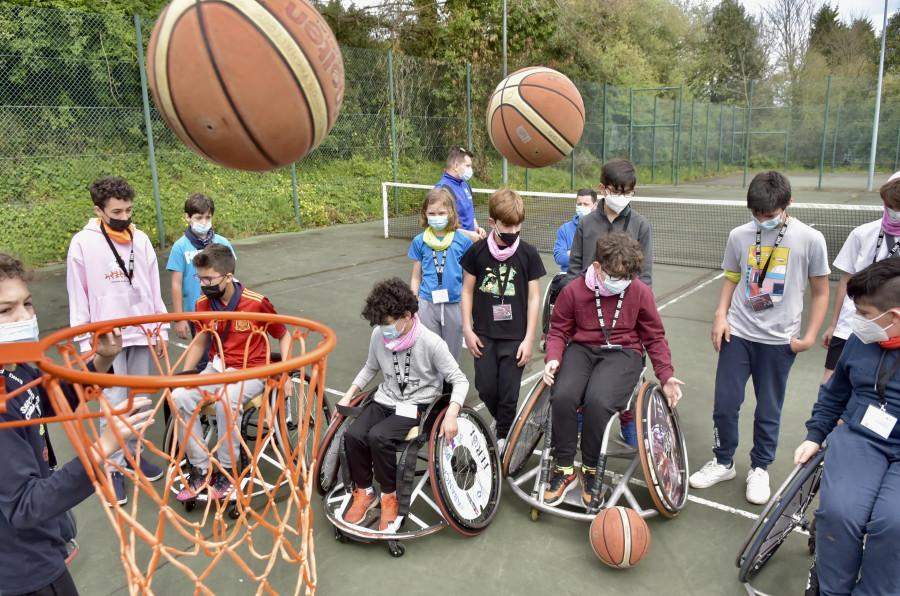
[542,231,684,508]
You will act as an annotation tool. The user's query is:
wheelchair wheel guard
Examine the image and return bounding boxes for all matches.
[429,405,502,536]
[737,447,826,583]
[635,382,689,518]
[312,390,372,496]
[502,380,551,478]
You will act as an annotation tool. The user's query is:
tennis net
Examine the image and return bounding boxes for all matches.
[381,182,883,279]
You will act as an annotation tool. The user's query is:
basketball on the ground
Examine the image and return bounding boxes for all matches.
[486,66,584,169]
[590,506,651,568]
[147,0,344,171]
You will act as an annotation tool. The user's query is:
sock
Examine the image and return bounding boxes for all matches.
[581,465,596,475]
[363,486,375,496]
[556,465,574,476]
[381,491,396,500]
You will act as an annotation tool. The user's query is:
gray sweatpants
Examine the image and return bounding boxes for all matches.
[101,345,152,467]
[417,297,463,362]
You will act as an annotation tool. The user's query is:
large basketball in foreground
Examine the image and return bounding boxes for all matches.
[486,66,584,168]
[147,0,344,171]
[590,507,651,569]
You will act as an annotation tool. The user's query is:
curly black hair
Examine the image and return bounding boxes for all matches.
[89,176,135,209]
[0,254,34,283]
[361,277,419,326]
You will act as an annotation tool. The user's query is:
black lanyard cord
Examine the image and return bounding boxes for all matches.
[494,263,513,304]
[431,249,447,288]
[872,230,900,264]
[392,349,411,395]
[875,349,900,408]
[100,225,134,285]
[593,282,624,346]
[754,218,789,288]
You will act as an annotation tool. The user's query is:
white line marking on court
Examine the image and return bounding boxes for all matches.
[657,271,725,312]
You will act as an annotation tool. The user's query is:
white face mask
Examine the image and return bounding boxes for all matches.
[460,166,474,181]
[852,310,895,344]
[887,207,900,223]
[192,221,212,235]
[604,193,630,214]
[575,204,593,218]
[0,314,39,344]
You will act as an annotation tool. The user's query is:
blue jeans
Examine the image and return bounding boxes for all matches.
[712,335,796,469]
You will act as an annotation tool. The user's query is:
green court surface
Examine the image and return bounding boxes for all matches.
[27,179,884,595]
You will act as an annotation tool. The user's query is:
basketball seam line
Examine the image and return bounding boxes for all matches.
[498,101,568,164]
[497,77,541,168]
[197,0,280,168]
[506,88,577,153]
[517,82,585,123]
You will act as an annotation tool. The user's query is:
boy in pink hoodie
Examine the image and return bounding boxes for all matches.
[66,176,169,505]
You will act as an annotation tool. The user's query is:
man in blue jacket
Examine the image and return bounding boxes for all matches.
[435,147,486,243]
[554,189,598,272]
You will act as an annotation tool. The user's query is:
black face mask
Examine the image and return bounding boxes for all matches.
[106,216,132,231]
[497,231,520,246]
[201,283,226,300]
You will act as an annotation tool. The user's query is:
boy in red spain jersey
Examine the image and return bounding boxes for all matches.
[172,244,292,501]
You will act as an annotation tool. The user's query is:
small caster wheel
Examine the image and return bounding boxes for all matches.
[530,508,540,522]
[388,541,405,557]
[228,504,239,520]
[334,527,349,543]
[184,499,196,512]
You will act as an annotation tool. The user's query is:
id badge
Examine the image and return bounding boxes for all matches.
[395,402,419,419]
[493,304,513,321]
[431,288,449,304]
[746,293,775,312]
[211,354,224,373]
[861,404,897,439]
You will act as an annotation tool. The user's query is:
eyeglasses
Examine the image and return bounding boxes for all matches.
[605,189,636,199]
[193,273,227,285]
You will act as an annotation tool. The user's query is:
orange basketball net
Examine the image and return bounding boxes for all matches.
[0,312,335,596]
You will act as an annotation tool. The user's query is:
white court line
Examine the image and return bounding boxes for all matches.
[657,271,725,312]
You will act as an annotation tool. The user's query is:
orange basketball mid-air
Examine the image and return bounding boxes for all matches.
[487,66,585,169]
[147,0,344,171]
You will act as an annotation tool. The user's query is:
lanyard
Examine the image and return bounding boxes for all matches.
[100,225,134,285]
[392,349,411,395]
[431,249,447,288]
[872,230,900,264]
[875,349,900,408]
[494,263,512,304]
[603,205,632,234]
[754,218,789,288]
[593,282,624,346]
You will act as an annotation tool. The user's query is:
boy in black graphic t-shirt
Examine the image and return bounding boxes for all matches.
[461,189,546,451]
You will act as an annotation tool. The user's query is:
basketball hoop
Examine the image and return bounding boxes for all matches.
[0,311,335,596]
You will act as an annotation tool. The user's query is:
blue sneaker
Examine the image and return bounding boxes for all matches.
[620,420,638,448]
[110,472,127,505]
[128,457,164,482]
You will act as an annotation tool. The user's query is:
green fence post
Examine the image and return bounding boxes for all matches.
[526,168,530,191]
[571,148,575,190]
[466,61,472,151]
[291,163,300,225]
[388,50,398,214]
[784,104,792,171]
[717,104,724,173]
[818,76,831,190]
[674,85,683,185]
[704,103,711,176]
[731,107,737,166]
[688,101,695,178]
[134,14,165,249]
[651,96,658,183]
[602,82,608,163]
[742,81,754,188]
[831,103,842,172]
[629,87,634,162]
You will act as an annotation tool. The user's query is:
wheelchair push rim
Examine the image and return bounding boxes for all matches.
[635,382,689,518]
[312,390,372,496]
[502,380,551,478]
[429,405,502,536]
[737,447,825,583]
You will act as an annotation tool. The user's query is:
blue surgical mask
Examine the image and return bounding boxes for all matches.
[575,205,593,218]
[602,276,631,295]
[192,221,212,235]
[380,322,403,340]
[428,216,448,231]
[461,166,474,181]
[0,315,39,343]
[753,213,783,232]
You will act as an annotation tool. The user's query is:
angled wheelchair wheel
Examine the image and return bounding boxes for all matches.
[429,405,502,536]
[274,374,328,471]
[635,382,689,518]
[502,380,551,478]
[312,390,372,496]
[737,448,825,583]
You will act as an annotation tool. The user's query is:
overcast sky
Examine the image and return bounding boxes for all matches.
[739,0,898,34]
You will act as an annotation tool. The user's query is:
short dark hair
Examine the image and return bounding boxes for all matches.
[0,254,34,283]
[89,176,134,209]
[846,258,900,312]
[361,277,419,326]
[747,171,791,213]
[594,231,643,279]
[446,146,473,172]
[576,188,598,202]
[600,159,637,191]
[185,193,215,217]
[880,178,900,210]
[488,188,525,225]
[192,244,235,275]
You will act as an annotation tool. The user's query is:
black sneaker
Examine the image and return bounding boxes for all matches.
[543,466,577,506]
[581,467,601,508]
[210,470,236,501]
[177,466,209,501]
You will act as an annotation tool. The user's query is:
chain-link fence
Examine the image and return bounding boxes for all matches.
[2,2,899,265]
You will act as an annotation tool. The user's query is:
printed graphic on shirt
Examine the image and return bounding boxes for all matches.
[183,249,201,267]
[478,264,517,297]
[745,245,789,303]
[103,257,131,283]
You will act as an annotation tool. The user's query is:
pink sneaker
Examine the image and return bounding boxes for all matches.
[177,466,210,501]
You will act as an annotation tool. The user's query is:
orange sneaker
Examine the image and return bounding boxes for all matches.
[379,493,399,531]
[344,488,377,525]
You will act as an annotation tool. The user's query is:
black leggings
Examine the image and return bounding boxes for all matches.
[15,568,78,596]
[343,402,420,494]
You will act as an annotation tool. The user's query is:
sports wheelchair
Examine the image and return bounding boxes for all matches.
[503,375,689,522]
[312,390,501,557]
[735,446,825,595]
[539,272,567,353]
[162,357,313,518]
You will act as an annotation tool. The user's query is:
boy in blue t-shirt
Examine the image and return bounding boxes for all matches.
[166,193,235,370]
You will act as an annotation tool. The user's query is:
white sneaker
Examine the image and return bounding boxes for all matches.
[689,459,737,488]
[746,467,771,505]
[496,438,506,454]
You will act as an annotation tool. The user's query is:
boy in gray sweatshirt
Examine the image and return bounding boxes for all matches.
[336,278,469,531]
